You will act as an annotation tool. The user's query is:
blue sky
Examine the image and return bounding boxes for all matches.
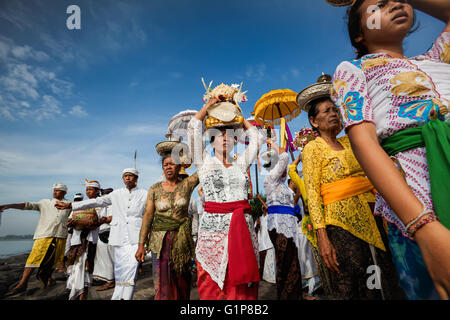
[0,0,446,236]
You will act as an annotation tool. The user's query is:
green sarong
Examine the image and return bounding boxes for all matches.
[151,214,195,274]
[381,120,450,229]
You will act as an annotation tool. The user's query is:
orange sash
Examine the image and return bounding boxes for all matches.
[320,176,376,206]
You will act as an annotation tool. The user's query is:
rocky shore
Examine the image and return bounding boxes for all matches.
[0,253,277,300]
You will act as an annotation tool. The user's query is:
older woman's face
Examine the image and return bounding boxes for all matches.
[310,100,341,136]
[162,156,180,180]
[358,0,414,47]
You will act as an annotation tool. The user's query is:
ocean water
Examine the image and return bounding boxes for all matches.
[0,239,34,259]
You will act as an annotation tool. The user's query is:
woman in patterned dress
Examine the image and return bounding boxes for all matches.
[136,153,199,300]
[330,0,450,299]
[187,96,263,300]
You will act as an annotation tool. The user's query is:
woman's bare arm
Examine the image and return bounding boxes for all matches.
[347,121,450,299]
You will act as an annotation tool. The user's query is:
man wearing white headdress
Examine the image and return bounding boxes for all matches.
[0,183,71,296]
[93,187,115,291]
[56,168,148,300]
[65,180,102,300]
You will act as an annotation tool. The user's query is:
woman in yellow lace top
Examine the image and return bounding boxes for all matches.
[299,75,404,300]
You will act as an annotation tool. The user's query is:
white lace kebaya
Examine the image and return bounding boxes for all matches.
[264,152,301,248]
[187,117,263,289]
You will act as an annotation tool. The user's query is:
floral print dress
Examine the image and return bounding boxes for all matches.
[331,31,450,300]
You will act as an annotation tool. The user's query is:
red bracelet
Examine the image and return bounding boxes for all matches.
[407,213,439,239]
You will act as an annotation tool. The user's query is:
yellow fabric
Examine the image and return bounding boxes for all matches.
[280,117,286,150]
[25,237,66,268]
[321,176,376,206]
[252,89,301,127]
[205,115,244,129]
[303,136,385,251]
[288,164,307,204]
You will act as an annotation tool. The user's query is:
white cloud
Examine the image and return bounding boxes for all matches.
[11,45,50,62]
[69,105,88,117]
[0,36,50,62]
[35,95,62,121]
[0,37,76,121]
[124,124,168,136]
[245,64,266,82]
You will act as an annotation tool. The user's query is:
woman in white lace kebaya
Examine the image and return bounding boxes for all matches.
[188,96,263,300]
[263,142,303,300]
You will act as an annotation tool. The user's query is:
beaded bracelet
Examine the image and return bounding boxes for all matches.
[405,206,434,232]
[407,213,439,239]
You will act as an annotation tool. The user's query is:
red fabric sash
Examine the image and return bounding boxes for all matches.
[204,200,260,286]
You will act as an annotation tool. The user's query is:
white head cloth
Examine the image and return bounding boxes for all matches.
[73,193,84,200]
[122,168,139,176]
[85,179,101,189]
[53,183,68,192]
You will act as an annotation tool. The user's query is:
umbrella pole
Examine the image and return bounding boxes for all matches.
[255,162,259,195]
[289,145,295,162]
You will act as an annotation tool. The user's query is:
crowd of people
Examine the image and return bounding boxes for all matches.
[0,0,449,300]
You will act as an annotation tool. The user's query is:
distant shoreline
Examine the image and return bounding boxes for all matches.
[0,235,33,241]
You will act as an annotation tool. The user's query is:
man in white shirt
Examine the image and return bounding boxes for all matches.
[0,183,72,296]
[55,168,148,300]
[93,187,115,291]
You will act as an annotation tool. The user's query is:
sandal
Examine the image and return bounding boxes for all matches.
[96,282,115,291]
[6,286,27,297]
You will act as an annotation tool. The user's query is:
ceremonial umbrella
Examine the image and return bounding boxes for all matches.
[252,89,301,160]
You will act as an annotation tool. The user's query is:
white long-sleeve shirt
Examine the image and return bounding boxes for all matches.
[264,152,301,245]
[24,198,72,240]
[72,187,147,246]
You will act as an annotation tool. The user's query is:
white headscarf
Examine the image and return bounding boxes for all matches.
[53,183,68,192]
[73,193,84,201]
[122,168,139,176]
[85,179,101,189]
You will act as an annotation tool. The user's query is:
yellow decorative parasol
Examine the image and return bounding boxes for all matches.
[252,89,301,160]
[252,89,301,127]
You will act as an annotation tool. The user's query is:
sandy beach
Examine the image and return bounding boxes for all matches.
[0,253,277,300]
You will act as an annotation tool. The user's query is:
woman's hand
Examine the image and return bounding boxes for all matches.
[271,140,283,155]
[291,153,301,166]
[414,221,450,299]
[135,244,147,263]
[194,97,220,121]
[317,228,340,273]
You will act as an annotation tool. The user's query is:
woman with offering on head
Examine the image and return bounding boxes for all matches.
[187,81,263,300]
[135,140,198,300]
[299,74,405,300]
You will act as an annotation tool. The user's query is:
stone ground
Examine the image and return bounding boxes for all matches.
[0,254,279,300]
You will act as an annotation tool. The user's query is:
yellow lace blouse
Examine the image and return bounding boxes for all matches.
[303,136,385,251]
